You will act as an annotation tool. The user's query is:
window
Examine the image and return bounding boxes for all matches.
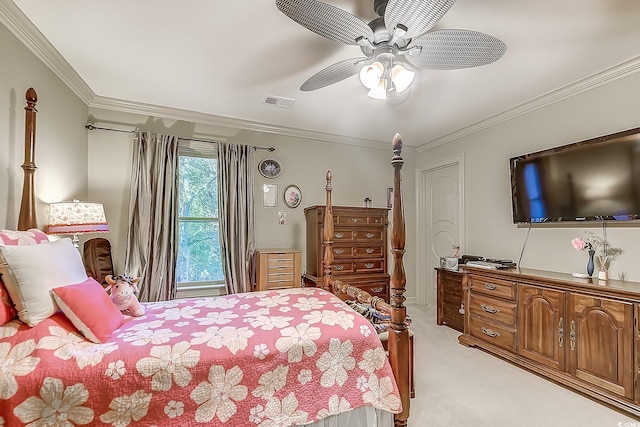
[176,145,224,290]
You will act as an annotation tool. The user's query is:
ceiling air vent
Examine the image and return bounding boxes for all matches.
[262,95,295,109]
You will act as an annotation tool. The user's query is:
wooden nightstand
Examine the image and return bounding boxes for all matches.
[255,249,301,291]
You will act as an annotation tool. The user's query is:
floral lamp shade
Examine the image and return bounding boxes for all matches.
[46,200,108,247]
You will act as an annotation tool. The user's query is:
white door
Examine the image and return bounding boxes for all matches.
[417,155,464,306]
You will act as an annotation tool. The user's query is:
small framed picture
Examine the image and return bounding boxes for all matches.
[283,185,302,208]
[263,184,277,207]
[387,187,393,208]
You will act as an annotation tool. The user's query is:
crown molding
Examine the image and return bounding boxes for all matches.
[416,56,640,154]
[0,0,95,104]
[88,95,407,152]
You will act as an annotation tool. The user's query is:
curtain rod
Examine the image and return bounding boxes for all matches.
[85,124,276,152]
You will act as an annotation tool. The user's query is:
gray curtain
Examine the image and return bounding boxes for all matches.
[217,142,255,294]
[125,130,179,302]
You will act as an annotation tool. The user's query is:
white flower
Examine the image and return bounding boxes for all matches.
[279,306,292,313]
[303,310,355,330]
[164,400,184,418]
[317,395,351,419]
[0,230,39,245]
[249,404,265,424]
[190,365,248,423]
[0,340,39,399]
[256,294,290,308]
[360,324,372,337]
[275,323,321,363]
[358,347,388,374]
[356,375,369,392]
[106,360,126,380]
[250,315,293,330]
[198,297,240,310]
[316,338,355,387]
[119,328,181,346]
[293,297,326,311]
[14,377,94,425]
[259,393,308,427]
[157,306,200,320]
[38,327,117,369]
[362,374,402,412]
[0,321,20,339]
[190,325,255,354]
[298,369,312,385]
[254,343,270,360]
[136,342,200,391]
[100,390,152,426]
[196,310,239,325]
[252,365,289,399]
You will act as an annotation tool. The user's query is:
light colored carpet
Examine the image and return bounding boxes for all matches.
[406,304,638,427]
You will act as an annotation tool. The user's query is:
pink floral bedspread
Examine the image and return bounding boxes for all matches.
[0,287,401,426]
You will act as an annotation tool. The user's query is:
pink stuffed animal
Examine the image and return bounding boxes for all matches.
[105,275,145,317]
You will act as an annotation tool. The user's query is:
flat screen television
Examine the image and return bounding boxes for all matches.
[510,127,640,223]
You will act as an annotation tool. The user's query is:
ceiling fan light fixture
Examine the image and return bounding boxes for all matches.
[367,79,387,100]
[390,64,415,93]
[359,61,384,89]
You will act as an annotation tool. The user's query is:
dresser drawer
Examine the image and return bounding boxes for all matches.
[332,262,355,274]
[335,213,385,226]
[355,260,385,273]
[267,253,294,269]
[354,245,384,258]
[469,293,517,326]
[267,272,295,288]
[469,315,516,352]
[333,230,355,241]
[356,282,389,300]
[470,276,516,301]
[331,244,355,258]
[353,229,384,242]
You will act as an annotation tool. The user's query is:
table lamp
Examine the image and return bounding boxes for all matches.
[47,200,109,247]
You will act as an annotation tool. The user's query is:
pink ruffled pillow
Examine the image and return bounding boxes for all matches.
[0,229,49,325]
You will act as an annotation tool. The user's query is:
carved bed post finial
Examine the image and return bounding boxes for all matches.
[388,133,409,426]
[18,88,38,231]
[323,171,334,293]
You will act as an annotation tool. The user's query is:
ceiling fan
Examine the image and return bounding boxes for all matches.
[276,0,507,106]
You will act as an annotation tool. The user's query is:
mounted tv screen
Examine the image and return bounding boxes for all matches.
[510,127,640,223]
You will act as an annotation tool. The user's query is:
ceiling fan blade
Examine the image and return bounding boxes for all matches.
[300,57,369,91]
[385,0,455,40]
[276,0,374,45]
[406,29,507,70]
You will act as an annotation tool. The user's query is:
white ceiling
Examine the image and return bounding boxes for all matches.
[4,0,640,149]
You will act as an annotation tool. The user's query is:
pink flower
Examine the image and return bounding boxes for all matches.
[571,238,586,251]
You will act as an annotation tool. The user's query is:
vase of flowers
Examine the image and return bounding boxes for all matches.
[571,231,623,279]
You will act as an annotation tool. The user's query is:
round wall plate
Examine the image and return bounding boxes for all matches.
[258,159,281,179]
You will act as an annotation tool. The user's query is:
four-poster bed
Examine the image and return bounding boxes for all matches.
[1,89,411,426]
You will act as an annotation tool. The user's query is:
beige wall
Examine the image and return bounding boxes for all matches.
[0,22,88,231]
[417,70,640,283]
[86,108,418,302]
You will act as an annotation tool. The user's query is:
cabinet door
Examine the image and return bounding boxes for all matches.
[567,293,634,399]
[517,284,565,371]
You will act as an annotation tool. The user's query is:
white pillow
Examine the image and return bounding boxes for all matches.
[0,238,88,326]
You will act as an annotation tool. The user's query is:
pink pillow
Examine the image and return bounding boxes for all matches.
[0,229,50,325]
[51,277,125,343]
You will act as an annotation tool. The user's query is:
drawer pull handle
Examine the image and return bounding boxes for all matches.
[481,304,499,314]
[335,265,344,271]
[365,248,374,254]
[371,287,384,293]
[351,218,359,223]
[570,320,576,351]
[481,327,500,338]
[334,249,344,255]
[335,233,344,239]
[365,233,375,238]
[364,263,374,269]
[485,283,497,291]
[558,317,564,347]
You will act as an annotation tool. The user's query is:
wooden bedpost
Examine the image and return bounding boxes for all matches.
[388,133,410,426]
[17,87,38,230]
[322,171,334,294]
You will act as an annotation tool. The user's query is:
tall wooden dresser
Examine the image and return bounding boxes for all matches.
[303,205,390,302]
[255,249,301,291]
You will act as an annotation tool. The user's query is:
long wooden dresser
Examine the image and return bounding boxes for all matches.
[302,205,390,302]
[459,266,640,417]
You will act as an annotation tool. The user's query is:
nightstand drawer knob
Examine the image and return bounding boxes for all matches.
[365,248,374,254]
[335,232,344,239]
[364,263,374,269]
[485,283,497,291]
[365,233,374,238]
[334,249,344,255]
